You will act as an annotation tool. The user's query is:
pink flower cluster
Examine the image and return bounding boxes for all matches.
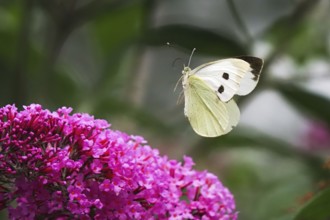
[0,104,237,220]
[305,121,330,150]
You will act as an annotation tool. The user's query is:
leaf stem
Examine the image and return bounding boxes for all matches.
[13,0,34,106]
[227,0,253,45]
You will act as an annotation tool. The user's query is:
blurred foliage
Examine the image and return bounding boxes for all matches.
[1,0,330,219]
[294,187,330,220]
[278,83,330,126]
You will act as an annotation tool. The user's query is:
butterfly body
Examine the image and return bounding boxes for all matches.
[181,56,263,137]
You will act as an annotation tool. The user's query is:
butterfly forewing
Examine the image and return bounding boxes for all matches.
[192,57,263,101]
[235,56,264,95]
[184,75,240,137]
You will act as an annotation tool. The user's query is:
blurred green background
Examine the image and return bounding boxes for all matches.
[1,0,330,219]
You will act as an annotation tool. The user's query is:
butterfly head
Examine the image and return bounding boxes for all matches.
[182,66,191,75]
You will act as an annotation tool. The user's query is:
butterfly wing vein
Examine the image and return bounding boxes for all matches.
[184,75,240,137]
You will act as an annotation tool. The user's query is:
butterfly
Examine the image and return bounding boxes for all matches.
[180,50,264,137]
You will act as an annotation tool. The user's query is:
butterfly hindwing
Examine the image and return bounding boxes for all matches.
[223,97,240,134]
[184,74,240,137]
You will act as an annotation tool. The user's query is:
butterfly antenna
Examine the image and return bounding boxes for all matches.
[177,90,184,105]
[187,48,196,67]
[174,75,184,92]
[172,57,184,69]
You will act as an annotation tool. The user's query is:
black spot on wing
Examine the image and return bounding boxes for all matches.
[222,72,229,80]
[218,85,224,94]
[236,56,264,80]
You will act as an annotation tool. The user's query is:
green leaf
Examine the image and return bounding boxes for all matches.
[91,2,143,55]
[93,97,179,137]
[294,187,330,220]
[267,19,327,62]
[143,25,246,57]
[264,0,323,63]
[189,129,326,179]
[190,129,305,157]
[277,84,330,127]
[90,2,144,93]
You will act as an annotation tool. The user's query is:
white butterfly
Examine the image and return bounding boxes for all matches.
[180,50,263,137]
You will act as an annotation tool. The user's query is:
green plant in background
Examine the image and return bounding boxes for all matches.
[0,0,330,219]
